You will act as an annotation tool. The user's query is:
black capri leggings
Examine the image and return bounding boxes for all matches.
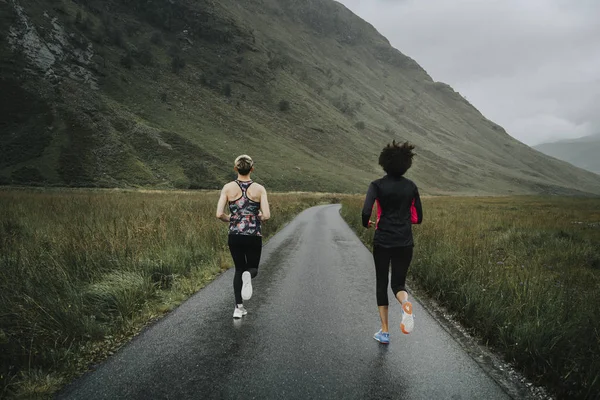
[228,234,262,304]
[373,245,413,306]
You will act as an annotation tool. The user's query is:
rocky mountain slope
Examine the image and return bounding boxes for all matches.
[2,0,600,195]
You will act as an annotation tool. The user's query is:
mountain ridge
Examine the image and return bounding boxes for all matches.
[534,134,600,175]
[2,0,600,195]
[537,133,600,145]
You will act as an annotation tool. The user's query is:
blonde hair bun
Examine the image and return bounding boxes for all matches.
[234,155,254,174]
[234,154,253,166]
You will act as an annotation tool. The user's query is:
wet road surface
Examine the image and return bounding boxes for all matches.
[58,205,512,399]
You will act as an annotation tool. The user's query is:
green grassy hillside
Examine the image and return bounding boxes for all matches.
[2,0,600,195]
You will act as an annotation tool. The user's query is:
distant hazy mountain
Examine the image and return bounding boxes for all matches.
[534,134,600,175]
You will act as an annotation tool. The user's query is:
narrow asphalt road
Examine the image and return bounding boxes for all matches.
[58,205,513,400]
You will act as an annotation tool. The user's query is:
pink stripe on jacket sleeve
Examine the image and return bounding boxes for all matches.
[411,198,418,224]
[376,199,382,229]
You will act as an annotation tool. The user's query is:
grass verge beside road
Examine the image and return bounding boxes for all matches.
[0,188,340,398]
[341,196,600,399]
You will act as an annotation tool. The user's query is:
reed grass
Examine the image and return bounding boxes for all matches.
[0,188,340,398]
[341,195,600,399]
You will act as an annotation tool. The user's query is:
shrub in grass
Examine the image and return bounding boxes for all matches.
[223,83,232,97]
[10,166,46,184]
[108,27,125,48]
[278,99,290,111]
[171,54,186,73]
[134,45,154,66]
[120,53,134,69]
[85,271,154,321]
[125,22,139,37]
[150,32,163,45]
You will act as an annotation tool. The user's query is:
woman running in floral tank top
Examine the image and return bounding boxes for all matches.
[216,155,271,319]
[228,180,262,237]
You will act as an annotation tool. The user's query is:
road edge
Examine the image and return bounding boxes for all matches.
[335,207,554,400]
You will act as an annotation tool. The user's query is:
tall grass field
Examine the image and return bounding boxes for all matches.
[341,196,600,399]
[0,188,341,398]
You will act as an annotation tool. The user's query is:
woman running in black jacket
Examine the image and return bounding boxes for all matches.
[362,141,423,344]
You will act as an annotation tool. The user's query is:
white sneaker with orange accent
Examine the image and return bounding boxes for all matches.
[400,301,414,334]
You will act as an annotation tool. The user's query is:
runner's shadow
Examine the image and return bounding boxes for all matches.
[364,343,407,399]
[377,344,389,355]
[233,318,243,330]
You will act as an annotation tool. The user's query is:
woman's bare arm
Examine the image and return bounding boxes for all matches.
[259,187,270,221]
[215,186,230,222]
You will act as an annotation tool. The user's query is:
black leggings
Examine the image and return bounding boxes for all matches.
[373,245,413,306]
[228,234,262,304]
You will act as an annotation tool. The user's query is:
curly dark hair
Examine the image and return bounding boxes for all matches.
[378,140,416,177]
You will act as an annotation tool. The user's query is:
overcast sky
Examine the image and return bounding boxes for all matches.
[336,0,600,146]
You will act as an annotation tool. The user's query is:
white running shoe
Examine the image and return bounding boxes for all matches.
[401,301,414,334]
[233,305,247,319]
[241,271,253,300]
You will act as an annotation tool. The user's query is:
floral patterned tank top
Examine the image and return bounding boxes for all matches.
[228,180,261,236]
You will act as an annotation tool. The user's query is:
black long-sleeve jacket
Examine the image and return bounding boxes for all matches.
[361,175,423,248]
